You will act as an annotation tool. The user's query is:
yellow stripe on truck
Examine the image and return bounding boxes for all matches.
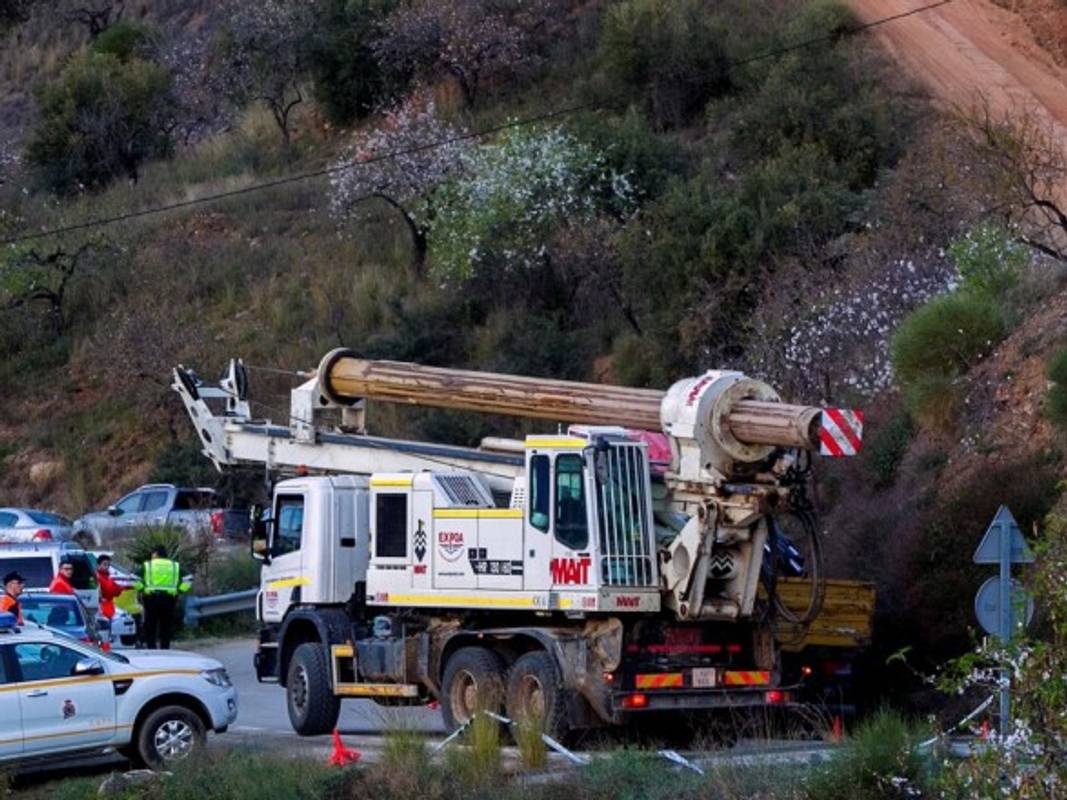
[525,437,586,449]
[432,509,523,519]
[635,673,684,689]
[380,593,537,609]
[266,576,310,589]
[370,476,414,487]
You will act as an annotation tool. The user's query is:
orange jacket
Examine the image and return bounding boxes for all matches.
[96,568,122,619]
[0,593,22,624]
[48,574,75,595]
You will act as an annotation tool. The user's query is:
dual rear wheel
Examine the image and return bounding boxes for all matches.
[440,647,567,739]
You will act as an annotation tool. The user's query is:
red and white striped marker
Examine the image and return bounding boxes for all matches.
[819,409,863,457]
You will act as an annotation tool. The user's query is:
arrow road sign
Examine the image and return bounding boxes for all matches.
[975,576,1034,637]
[973,505,1034,565]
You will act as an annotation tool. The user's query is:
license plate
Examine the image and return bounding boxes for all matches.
[692,668,717,688]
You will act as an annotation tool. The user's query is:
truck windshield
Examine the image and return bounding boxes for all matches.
[554,454,588,551]
[595,443,654,586]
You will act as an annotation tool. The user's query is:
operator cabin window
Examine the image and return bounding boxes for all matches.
[554,454,588,551]
[376,495,407,558]
[273,495,304,557]
[529,455,550,532]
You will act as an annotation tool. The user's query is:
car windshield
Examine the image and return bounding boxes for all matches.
[26,510,70,526]
[19,595,86,628]
[0,556,52,587]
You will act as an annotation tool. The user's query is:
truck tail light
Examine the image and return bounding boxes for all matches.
[32,529,53,541]
[621,693,648,709]
[210,512,224,537]
[764,690,790,704]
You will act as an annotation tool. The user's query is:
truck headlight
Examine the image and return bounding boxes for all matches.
[201,668,232,688]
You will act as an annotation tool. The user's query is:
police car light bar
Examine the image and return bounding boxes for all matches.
[0,611,19,631]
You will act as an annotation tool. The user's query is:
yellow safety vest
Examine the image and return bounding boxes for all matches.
[142,558,182,596]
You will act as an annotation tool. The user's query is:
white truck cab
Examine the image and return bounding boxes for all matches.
[0,612,237,768]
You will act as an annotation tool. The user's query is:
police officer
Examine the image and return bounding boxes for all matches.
[136,547,190,649]
[1,571,24,624]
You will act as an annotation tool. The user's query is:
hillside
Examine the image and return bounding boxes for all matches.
[2,0,1067,710]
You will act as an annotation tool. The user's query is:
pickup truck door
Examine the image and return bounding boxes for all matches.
[133,489,171,528]
[0,646,23,760]
[11,642,117,756]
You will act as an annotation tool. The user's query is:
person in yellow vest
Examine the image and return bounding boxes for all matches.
[135,547,190,649]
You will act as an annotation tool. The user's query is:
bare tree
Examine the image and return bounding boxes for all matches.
[329,92,470,275]
[961,100,1067,261]
[374,0,525,107]
[220,0,313,146]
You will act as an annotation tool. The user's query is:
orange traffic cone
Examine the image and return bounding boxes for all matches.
[830,715,843,743]
[328,728,361,766]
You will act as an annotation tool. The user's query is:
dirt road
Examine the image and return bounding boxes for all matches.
[849,0,1067,137]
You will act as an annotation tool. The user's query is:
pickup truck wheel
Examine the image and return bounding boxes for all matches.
[286,642,341,736]
[136,705,205,768]
[440,647,505,731]
[505,650,568,741]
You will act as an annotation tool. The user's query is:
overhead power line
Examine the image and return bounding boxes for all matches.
[0,0,952,247]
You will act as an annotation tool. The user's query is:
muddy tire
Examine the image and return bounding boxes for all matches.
[135,705,206,768]
[505,650,568,741]
[440,647,506,731]
[286,642,341,736]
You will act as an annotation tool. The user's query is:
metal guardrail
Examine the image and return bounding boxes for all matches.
[184,588,257,626]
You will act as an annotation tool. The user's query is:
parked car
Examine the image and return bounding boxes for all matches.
[17,592,106,650]
[72,484,249,548]
[0,508,73,543]
[0,611,237,768]
[0,543,98,611]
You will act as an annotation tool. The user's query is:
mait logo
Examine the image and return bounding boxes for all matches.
[550,557,591,585]
[438,531,464,561]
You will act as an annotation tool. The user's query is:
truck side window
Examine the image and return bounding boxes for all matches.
[115,493,143,514]
[554,454,588,551]
[141,491,169,513]
[529,455,549,532]
[273,495,304,557]
[376,495,407,558]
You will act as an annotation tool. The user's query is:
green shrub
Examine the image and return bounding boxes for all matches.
[598,0,732,129]
[948,222,1025,300]
[306,0,397,125]
[903,373,959,434]
[26,52,175,192]
[863,413,914,488]
[804,709,925,800]
[199,549,260,595]
[1046,345,1067,429]
[445,712,502,786]
[120,525,203,574]
[891,292,1006,386]
[91,20,155,62]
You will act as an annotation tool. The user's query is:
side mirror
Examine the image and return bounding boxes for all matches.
[107,505,121,517]
[73,658,104,676]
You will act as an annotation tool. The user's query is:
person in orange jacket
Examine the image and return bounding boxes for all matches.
[48,558,76,595]
[1,571,25,624]
[95,554,123,620]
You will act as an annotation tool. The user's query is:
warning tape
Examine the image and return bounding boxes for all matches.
[917,695,994,750]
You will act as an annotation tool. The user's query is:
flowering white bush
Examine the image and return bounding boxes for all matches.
[747,255,958,403]
[427,125,634,283]
[328,93,469,271]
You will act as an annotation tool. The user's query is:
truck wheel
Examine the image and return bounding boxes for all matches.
[440,647,506,731]
[286,642,341,736]
[505,650,568,740]
[135,705,206,768]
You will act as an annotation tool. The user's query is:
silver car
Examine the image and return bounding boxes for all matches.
[0,508,73,543]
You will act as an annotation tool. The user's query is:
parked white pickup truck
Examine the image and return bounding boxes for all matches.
[0,612,237,768]
[72,484,249,548]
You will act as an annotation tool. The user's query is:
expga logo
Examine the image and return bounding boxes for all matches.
[438,531,464,561]
[550,557,591,585]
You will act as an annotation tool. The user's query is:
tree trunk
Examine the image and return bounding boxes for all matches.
[376,194,428,278]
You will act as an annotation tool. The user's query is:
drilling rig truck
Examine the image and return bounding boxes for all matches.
[172,350,869,737]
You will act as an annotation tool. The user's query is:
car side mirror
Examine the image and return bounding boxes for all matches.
[73,658,104,676]
[107,505,121,517]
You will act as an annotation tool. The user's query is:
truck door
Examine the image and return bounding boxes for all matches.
[549,453,594,591]
[261,493,305,624]
[523,454,552,591]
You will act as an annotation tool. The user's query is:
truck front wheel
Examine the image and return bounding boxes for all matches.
[440,647,506,731]
[287,642,341,736]
[505,650,568,740]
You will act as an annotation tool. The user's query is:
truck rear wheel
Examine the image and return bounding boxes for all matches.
[505,650,568,740]
[287,642,341,736]
[440,646,505,731]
